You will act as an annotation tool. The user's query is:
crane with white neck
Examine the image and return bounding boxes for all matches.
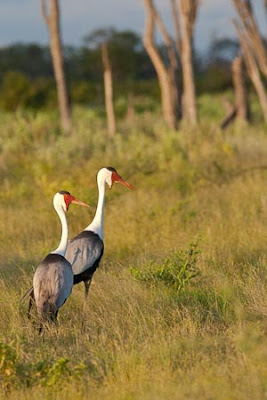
[65,167,135,298]
[30,190,89,332]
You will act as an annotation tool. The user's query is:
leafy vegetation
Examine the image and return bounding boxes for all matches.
[0,343,88,393]
[0,33,240,111]
[0,95,266,399]
[129,241,200,292]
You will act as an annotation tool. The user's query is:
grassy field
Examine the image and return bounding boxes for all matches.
[0,94,267,399]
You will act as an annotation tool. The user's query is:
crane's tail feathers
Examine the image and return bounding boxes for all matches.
[37,302,58,335]
[21,286,34,302]
[41,301,58,323]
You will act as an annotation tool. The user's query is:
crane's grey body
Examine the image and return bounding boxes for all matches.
[33,253,73,320]
[65,230,104,285]
[64,167,133,298]
[27,190,89,327]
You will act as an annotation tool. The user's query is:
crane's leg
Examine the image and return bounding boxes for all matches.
[84,279,92,299]
[53,310,59,335]
[38,323,43,335]
[81,279,92,330]
[27,291,35,319]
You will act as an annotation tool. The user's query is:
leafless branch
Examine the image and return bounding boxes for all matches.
[233,0,267,76]
[220,99,237,130]
[143,0,177,129]
[179,0,199,38]
[233,19,267,121]
[41,0,50,25]
[170,0,182,54]
[151,6,173,48]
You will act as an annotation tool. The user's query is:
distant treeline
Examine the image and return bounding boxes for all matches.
[0,29,238,111]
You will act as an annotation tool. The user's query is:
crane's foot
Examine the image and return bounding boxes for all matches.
[84,279,92,300]
[27,292,35,320]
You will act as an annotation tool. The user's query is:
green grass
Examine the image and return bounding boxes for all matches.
[0,94,267,399]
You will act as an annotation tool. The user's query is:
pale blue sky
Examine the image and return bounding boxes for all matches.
[0,0,266,53]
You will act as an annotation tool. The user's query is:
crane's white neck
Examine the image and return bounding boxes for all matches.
[85,177,105,240]
[51,204,68,257]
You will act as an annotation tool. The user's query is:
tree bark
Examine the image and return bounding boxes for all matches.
[143,0,177,129]
[220,100,237,130]
[170,0,182,55]
[41,0,71,133]
[151,3,181,120]
[232,54,249,121]
[234,21,267,122]
[101,42,116,137]
[233,0,267,77]
[179,0,198,123]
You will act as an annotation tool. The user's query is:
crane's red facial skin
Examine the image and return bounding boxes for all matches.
[111,171,136,190]
[64,194,75,211]
[64,194,90,210]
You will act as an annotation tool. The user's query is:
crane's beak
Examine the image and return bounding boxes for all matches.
[71,198,90,207]
[115,175,136,190]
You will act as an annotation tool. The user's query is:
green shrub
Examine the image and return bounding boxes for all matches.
[0,342,91,391]
[129,242,200,292]
[0,71,56,111]
[0,71,32,111]
[0,342,18,391]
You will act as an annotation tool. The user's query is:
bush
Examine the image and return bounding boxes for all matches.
[0,341,90,391]
[0,71,56,111]
[129,242,200,292]
[0,71,32,111]
[0,342,18,391]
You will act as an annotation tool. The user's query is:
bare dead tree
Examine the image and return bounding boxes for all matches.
[220,54,249,130]
[143,0,177,129]
[233,20,267,122]
[179,0,199,123]
[151,3,181,120]
[233,0,267,77]
[220,99,237,130]
[101,42,116,137]
[170,0,182,55]
[41,0,71,133]
[232,54,249,121]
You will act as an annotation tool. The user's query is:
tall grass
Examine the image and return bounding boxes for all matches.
[0,95,266,399]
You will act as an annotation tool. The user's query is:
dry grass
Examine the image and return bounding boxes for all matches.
[0,99,267,399]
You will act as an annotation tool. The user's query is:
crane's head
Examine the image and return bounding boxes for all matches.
[98,167,135,190]
[53,191,90,212]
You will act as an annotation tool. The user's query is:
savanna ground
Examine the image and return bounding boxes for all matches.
[0,94,266,399]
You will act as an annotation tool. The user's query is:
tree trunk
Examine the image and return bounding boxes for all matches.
[170,0,183,119]
[179,0,198,123]
[101,42,116,137]
[233,0,267,77]
[168,52,182,120]
[170,0,182,55]
[151,4,181,120]
[220,99,237,130]
[143,0,177,129]
[41,0,71,133]
[232,55,249,121]
[249,70,267,123]
[234,21,267,122]
[181,28,197,122]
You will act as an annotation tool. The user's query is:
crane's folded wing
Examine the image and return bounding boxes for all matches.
[65,231,104,276]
